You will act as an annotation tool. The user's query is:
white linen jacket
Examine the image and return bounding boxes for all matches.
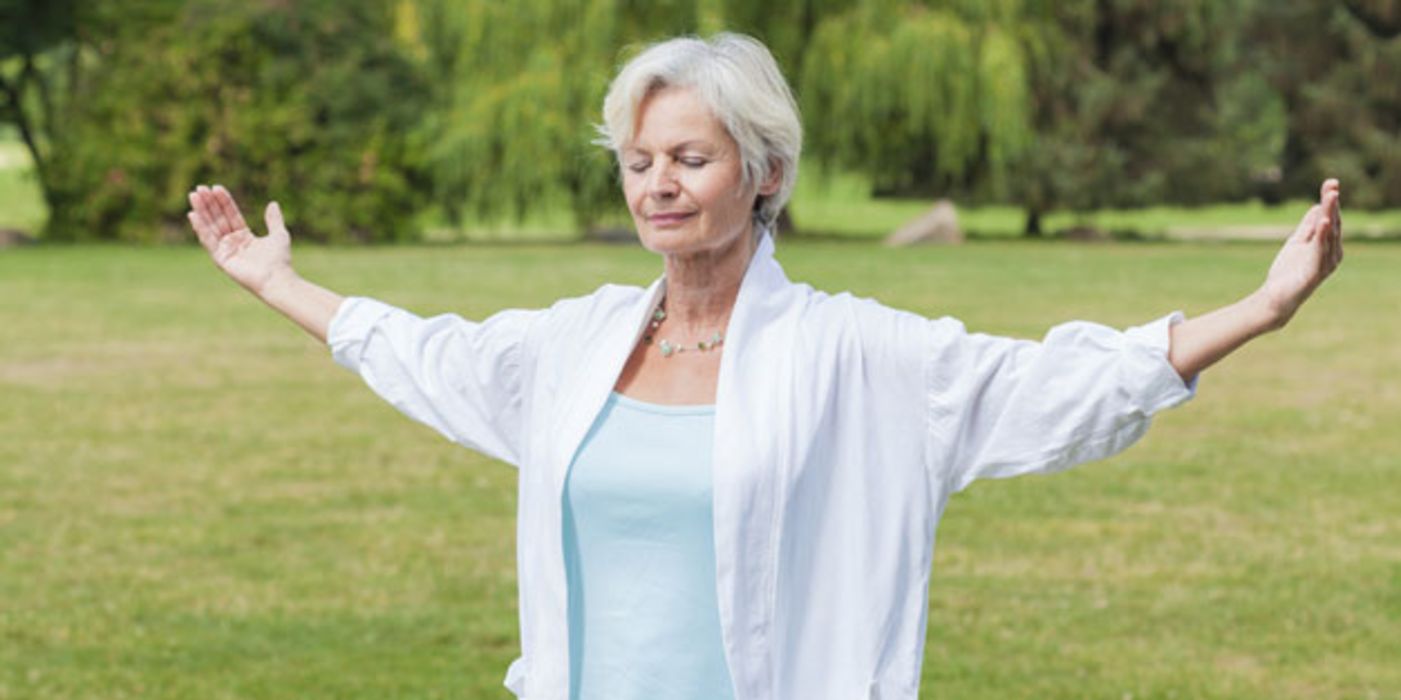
[327,231,1196,700]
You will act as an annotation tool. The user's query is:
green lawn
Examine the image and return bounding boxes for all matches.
[2,240,1397,699]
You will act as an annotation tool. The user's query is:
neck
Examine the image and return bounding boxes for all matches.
[661,223,761,336]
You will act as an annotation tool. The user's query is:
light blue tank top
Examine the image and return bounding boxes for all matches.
[561,391,736,700]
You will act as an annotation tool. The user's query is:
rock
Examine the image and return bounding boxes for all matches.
[0,229,36,248]
[884,199,963,246]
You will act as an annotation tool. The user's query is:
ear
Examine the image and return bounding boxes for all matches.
[758,159,783,197]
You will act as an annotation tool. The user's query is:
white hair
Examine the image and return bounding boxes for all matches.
[594,33,802,231]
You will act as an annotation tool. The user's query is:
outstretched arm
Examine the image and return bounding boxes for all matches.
[1167,179,1344,381]
[187,184,344,343]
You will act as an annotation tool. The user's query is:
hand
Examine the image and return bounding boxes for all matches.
[187,184,295,298]
[1258,179,1344,329]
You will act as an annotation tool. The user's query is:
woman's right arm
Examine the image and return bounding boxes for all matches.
[189,183,537,465]
[187,184,343,343]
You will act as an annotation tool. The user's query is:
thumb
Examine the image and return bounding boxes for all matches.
[265,201,290,244]
[1297,204,1321,243]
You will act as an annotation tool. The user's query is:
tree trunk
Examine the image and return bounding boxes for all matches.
[0,66,55,211]
[1023,208,1043,237]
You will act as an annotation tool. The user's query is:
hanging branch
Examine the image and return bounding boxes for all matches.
[0,56,53,205]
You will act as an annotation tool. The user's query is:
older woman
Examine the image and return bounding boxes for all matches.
[187,33,1342,700]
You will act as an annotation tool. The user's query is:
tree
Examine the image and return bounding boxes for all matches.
[1001,0,1286,235]
[798,0,1041,203]
[1249,1,1401,209]
[0,0,180,227]
[38,0,427,242]
[402,0,868,237]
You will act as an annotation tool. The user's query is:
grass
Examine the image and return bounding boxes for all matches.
[2,239,1398,699]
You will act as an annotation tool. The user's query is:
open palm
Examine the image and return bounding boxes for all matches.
[187,184,292,296]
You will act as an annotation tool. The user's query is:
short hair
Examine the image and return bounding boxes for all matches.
[594,33,802,231]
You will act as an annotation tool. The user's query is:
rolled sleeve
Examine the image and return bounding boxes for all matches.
[1123,310,1199,407]
[329,297,395,371]
[327,296,537,467]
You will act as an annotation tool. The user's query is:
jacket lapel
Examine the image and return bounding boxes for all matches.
[532,273,666,697]
[713,231,791,700]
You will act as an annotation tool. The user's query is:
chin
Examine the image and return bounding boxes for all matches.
[636,223,701,253]
[641,224,749,257]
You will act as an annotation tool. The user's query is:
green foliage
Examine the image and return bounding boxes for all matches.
[406,0,878,235]
[1249,2,1401,209]
[11,0,1401,241]
[1001,0,1281,234]
[407,0,625,231]
[39,0,426,242]
[800,1,1039,199]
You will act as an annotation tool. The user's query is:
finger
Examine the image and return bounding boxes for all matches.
[1329,183,1342,238]
[190,187,211,224]
[1315,202,1335,246]
[198,185,232,234]
[264,201,290,245]
[187,210,217,250]
[187,191,207,230]
[1299,204,1322,243]
[213,184,250,233]
[1330,202,1344,269]
[1321,178,1339,200]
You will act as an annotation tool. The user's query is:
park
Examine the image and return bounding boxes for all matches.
[3,1,1399,698]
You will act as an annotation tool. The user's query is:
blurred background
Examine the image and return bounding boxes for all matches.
[2,2,1399,700]
[4,0,1401,243]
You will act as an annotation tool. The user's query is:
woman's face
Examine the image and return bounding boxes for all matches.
[621,86,776,258]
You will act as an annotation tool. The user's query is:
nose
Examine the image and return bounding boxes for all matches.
[646,160,680,199]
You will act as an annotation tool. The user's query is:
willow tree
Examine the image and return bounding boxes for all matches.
[403,0,879,236]
[799,0,1043,206]
[406,0,744,234]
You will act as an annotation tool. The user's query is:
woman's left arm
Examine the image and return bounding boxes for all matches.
[1168,179,1344,381]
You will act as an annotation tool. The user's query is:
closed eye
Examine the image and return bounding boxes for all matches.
[626,157,707,173]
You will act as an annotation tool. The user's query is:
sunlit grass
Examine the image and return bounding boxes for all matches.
[2,240,1397,698]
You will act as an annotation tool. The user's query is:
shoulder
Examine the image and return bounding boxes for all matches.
[523,281,650,341]
[799,286,936,342]
[545,281,647,319]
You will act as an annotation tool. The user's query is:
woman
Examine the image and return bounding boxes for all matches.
[187,33,1342,700]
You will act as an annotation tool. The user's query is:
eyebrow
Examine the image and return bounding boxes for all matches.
[625,140,717,157]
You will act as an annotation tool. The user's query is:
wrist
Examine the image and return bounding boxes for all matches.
[1247,287,1292,333]
[257,267,301,305]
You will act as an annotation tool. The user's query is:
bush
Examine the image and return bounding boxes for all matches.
[45,0,427,243]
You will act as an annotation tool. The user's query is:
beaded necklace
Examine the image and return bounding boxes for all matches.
[641,299,725,358]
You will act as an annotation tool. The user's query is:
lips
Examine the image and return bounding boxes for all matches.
[648,212,695,226]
